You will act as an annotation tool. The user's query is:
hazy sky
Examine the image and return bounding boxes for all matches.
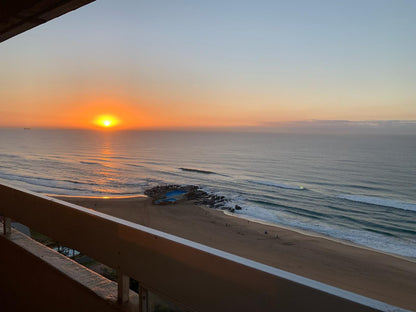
[0,0,415,131]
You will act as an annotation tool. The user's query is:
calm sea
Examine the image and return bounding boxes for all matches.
[1,129,415,258]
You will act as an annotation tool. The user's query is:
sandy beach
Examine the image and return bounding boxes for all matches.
[58,195,416,311]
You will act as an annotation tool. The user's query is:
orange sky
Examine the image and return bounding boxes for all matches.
[1,89,413,130]
[0,1,415,131]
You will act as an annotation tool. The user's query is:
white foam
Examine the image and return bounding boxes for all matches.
[235,205,416,258]
[339,195,416,212]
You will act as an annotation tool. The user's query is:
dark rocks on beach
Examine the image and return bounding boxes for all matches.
[144,184,197,201]
[144,184,240,213]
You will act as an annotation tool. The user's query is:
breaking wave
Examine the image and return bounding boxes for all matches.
[248,180,305,190]
[338,195,416,212]
[179,168,217,175]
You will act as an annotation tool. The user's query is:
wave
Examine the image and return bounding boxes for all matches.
[0,153,20,158]
[0,172,54,183]
[338,195,416,212]
[238,205,416,258]
[0,172,98,192]
[80,161,102,165]
[179,168,217,175]
[127,163,144,168]
[108,156,131,160]
[0,176,86,193]
[248,180,305,190]
[62,179,97,186]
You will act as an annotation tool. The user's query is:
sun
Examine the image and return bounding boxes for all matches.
[94,115,120,128]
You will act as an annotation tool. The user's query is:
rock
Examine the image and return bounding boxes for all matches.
[145,184,233,210]
[235,205,242,210]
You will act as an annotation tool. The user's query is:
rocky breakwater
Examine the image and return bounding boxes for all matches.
[144,184,242,213]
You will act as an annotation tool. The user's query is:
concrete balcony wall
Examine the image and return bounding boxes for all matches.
[0,228,137,312]
[0,183,409,312]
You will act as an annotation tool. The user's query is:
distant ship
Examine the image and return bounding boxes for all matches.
[23,128,31,130]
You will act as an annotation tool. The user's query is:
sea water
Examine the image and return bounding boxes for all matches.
[1,129,415,258]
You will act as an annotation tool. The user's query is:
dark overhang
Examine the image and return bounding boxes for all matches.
[0,0,95,43]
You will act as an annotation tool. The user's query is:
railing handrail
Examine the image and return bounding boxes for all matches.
[0,182,409,312]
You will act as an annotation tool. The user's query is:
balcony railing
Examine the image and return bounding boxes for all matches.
[0,182,408,312]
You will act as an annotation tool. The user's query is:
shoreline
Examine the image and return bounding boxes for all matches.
[55,195,416,310]
[52,192,415,263]
[222,210,416,264]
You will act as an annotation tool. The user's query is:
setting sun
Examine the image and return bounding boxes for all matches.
[94,115,120,128]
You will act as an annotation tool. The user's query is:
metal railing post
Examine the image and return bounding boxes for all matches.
[139,285,148,312]
[2,217,11,235]
[117,272,129,304]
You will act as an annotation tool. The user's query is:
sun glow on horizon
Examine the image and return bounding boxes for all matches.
[94,115,120,129]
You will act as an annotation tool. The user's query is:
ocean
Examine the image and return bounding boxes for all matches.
[1,129,415,258]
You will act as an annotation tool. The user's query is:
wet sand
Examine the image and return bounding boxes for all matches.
[58,195,416,311]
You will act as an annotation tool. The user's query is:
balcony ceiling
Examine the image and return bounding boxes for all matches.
[0,0,95,43]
